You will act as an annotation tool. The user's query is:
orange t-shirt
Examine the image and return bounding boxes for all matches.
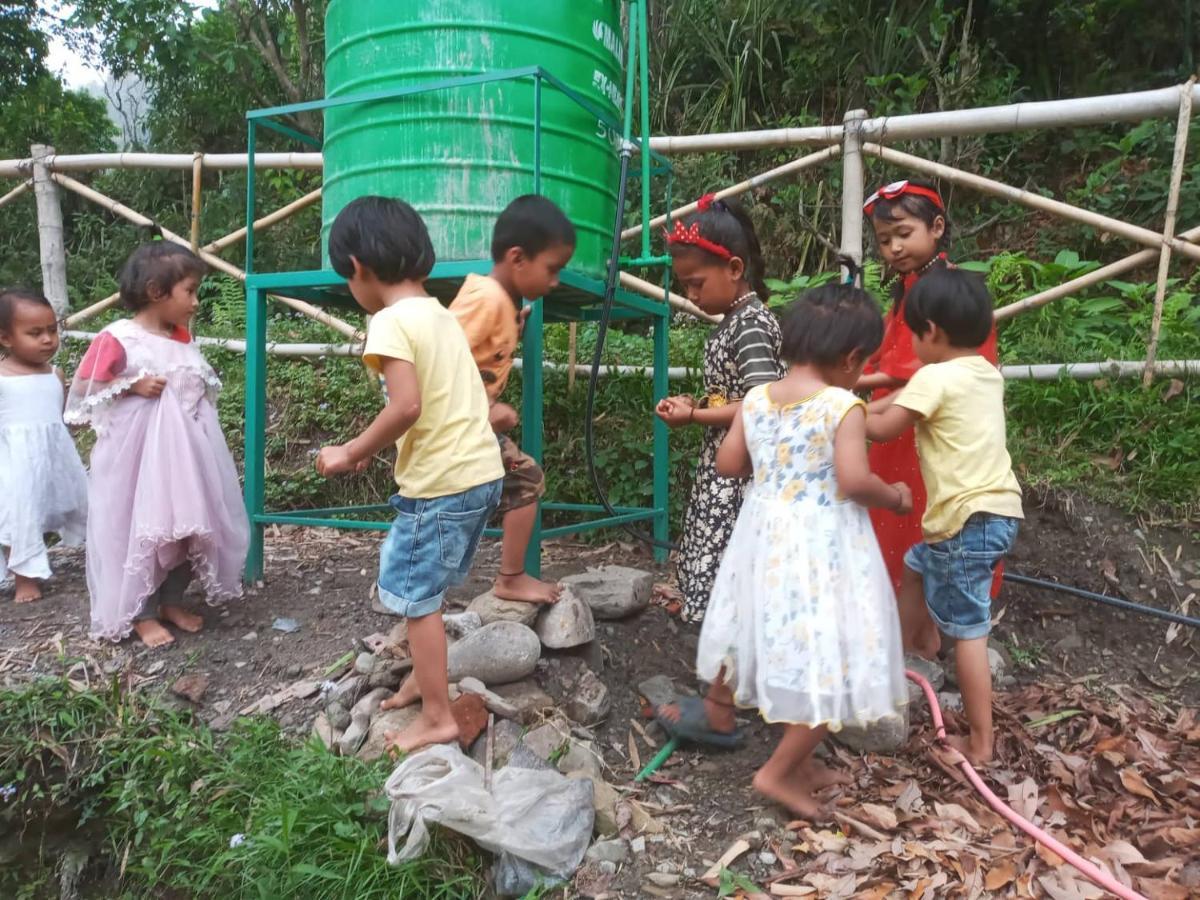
[449,273,521,404]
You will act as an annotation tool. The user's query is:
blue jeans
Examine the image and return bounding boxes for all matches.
[903,513,1020,640]
[377,479,502,618]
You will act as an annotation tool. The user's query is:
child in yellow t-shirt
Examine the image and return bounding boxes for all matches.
[450,195,576,605]
[317,196,503,757]
[866,267,1022,766]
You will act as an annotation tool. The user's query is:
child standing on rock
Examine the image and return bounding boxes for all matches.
[867,268,1022,765]
[662,277,910,819]
[655,196,784,623]
[317,197,503,755]
[67,244,248,647]
[449,195,576,605]
[0,288,88,604]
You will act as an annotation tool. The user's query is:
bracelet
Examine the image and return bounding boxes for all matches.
[688,407,694,423]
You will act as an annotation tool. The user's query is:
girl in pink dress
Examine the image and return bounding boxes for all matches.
[66,243,248,648]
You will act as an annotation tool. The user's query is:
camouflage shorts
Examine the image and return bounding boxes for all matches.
[496,434,545,516]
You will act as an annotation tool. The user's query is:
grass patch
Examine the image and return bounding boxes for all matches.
[0,678,483,899]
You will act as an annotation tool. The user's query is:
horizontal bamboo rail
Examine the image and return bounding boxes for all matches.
[0,179,32,210]
[0,151,322,178]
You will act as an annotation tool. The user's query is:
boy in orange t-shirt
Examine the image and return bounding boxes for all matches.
[450,195,576,604]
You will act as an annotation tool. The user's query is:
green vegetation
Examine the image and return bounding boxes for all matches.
[0,678,483,898]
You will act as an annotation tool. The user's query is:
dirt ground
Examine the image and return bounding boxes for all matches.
[2,485,1198,898]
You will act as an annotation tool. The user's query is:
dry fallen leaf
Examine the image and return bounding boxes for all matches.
[1162,378,1185,402]
[857,802,899,831]
[933,802,983,834]
[984,861,1017,891]
[1119,767,1160,804]
[1007,777,1040,821]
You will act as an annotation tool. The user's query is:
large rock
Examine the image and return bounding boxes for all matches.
[325,700,351,731]
[470,718,524,769]
[565,668,611,726]
[443,610,483,639]
[562,566,652,620]
[367,658,412,691]
[535,588,595,649]
[467,590,539,627]
[356,707,422,762]
[490,679,557,725]
[328,674,365,709]
[557,739,604,782]
[311,712,338,751]
[339,687,393,755]
[586,839,628,865]
[577,773,620,836]
[522,720,572,762]
[832,707,910,754]
[446,621,541,685]
[904,654,945,705]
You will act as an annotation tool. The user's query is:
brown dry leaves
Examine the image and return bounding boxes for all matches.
[763,682,1198,898]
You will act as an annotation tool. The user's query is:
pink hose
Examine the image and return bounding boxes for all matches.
[904,669,1148,900]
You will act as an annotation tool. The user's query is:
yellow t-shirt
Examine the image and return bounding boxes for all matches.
[449,273,521,404]
[895,355,1023,543]
[363,297,503,498]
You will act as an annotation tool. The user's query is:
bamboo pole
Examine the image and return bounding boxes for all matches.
[621,146,841,241]
[862,143,1200,263]
[840,110,868,274]
[0,151,323,177]
[64,290,121,327]
[31,145,69,319]
[190,153,203,250]
[618,271,718,322]
[203,188,321,254]
[0,179,32,210]
[52,172,362,340]
[1143,78,1194,386]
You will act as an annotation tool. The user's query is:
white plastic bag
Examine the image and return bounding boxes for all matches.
[385,743,593,879]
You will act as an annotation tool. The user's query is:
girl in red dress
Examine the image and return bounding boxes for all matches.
[857,180,1002,609]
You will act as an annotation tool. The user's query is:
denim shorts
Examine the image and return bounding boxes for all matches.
[377,478,502,618]
[903,513,1020,640]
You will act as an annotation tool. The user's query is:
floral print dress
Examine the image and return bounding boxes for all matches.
[696,385,907,728]
[676,296,783,623]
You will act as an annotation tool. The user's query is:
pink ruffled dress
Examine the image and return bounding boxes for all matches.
[65,320,248,641]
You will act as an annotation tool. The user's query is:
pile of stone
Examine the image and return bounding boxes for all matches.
[311,565,652,766]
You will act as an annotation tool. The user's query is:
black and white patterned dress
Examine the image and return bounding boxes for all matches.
[677,295,784,623]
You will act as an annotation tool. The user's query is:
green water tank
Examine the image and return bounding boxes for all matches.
[322,0,625,278]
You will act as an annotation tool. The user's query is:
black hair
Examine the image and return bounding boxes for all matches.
[0,286,54,333]
[118,242,207,311]
[781,262,883,366]
[328,196,435,283]
[491,194,576,262]
[666,196,770,300]
[904,266,993,348]
[867,178,952,305]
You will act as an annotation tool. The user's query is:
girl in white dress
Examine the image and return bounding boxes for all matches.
[695,277,911,818]
[0,288,88,603]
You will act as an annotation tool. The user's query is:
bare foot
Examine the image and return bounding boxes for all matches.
[380,675,421,711]
[384,713,459,756]
[13,574,42,604]
[947,733,993,767]
[493,572,562,604]
[160,605,203,633]
[803,758,853,790]
[133,619,175,648]
[753,768,826,820]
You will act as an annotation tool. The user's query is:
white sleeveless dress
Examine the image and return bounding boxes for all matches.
[0,371,88,581]
[696,384,908,730]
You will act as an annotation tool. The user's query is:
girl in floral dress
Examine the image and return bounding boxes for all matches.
[655,196,784,623]
[692,279,910,818]
[66,243,248,648]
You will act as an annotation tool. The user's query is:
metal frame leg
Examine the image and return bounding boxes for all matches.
[521,298,545,577]
[652,305,670,561]
[244,284,267,581]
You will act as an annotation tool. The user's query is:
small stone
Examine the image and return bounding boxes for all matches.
[241,631,257,641]
[338,718,368,756]
[556,739,604,781]
[521,721,571,762]
[466,590,539,627]
[350,686,393,721]
[738,829,764,850]
[565,668,611,726]
[325,700,352,731]
[354,652,377,676]
[170,674,209,704]
[683,867,697,878]
[988,646,1009,679]
[754,815,779,831]
[381,621,409,657]
[470,718,523,768]
[457,676,521,720]
[366,658,412,691]
[636,674,679,711]
[1055,631,1084,653]
[758,850,777,866]
[443,610,483,639]
[311,712,337,751]
[656,862,679,874]
[646,872,679,887]
[446,621,541,685]
[904,653,945,705]
[562,566,652,620]
[832,707,910,753]
[507,742,554,772]
[329,675,365,708]
[272,617,300,633]
[586,838,628,865]
[286,663,303,678]
[356,707,422,762]
[630,836,646,854]
[489,679,557,725]
[937,691,964,713]
[534,587,596,649]
[450,693,488,749]
[584,776,620,836]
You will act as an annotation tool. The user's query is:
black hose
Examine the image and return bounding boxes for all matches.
[1004,572,1200,629]
[584,146,680,553]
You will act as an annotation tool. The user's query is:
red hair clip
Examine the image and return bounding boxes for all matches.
[697,193,717,212]
[863,180,945,216]
[663,219,733,259]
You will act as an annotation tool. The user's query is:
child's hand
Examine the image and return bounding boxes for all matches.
[517,305,532,338]
[490,402,519,433]
[655,396,694,428]
[316,444,367,477]
[890,482,913,515]
[130,376,167,398]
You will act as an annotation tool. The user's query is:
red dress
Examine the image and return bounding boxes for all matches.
[866,268,1003,598]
